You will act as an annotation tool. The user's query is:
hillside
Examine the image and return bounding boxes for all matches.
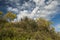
[0,11,60,40]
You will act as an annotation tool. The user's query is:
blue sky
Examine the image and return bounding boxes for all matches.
[0,0,60,32]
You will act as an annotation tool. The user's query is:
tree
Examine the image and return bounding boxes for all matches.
[5,12,16,22]
[0,11,3,15]
[0,11,8,28]
[0,11,3,18]
[35,18,51,32]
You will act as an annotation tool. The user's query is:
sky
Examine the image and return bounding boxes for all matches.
[0,0,60,32]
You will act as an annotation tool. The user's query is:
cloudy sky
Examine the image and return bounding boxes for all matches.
[0,0,60,32]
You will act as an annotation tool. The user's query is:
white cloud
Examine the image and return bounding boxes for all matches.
[16,10,30,21]
[33,0,45,6]
[7,7,18,13]
[55,24,60,32]
[44,1,58,10]
[30,0,58,20]
[55,24,60,29]
[7,0,59,21]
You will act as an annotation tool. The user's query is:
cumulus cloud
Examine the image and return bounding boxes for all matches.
[7,0,59,21]
[17,10,29,20]
[7,7,19,13]
[44,1,58,10]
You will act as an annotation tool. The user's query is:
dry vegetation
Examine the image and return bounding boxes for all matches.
[0,11,60,40]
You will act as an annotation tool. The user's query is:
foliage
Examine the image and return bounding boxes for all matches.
[0,11,60,40]
[5,12,16,21]
[0,11,3,15]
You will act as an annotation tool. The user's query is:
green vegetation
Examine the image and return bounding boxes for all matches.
[0,11,60,40]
